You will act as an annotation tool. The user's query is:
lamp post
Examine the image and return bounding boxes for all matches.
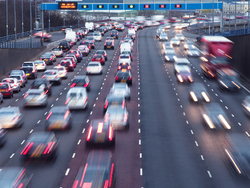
[22,0,24,37]
[235,0,237,30]
[14,0,17,47]
[6,0,8,40]
[212,0,214,34]
[49,10,50,32]
[30,0,33,48]
[42,0,44,46]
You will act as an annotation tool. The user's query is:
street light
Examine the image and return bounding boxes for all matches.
[14,0,17,47]
[6,0,8,40]
[22,0,24,37]
[30,0,33,48]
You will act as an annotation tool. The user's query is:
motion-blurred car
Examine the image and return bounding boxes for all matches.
[86,62,103,75]
[189,83,210,103]
[96,50,107,60]
[65,87,88,110]
[67,50,82,63]
[23,89,48,107]
[34,60,47,71]
[159,33,168,41]
[92,54,105,65]
[77,45,90,56]
[45,106,72,131]
[53,66,67,79]
[0,167,32,187]
[111,30,119,39]
[104,105,129,130]
[44,52,56,62]
[104,40,115,50]
[115,70,132,86]
[51,47,63,57]
[30,78,52,96]
[118,62,131,71]
[176,66,193,83]
[72,150,115,188]
[201,102,231,129]
[104,94,126,114]
[110,83,131,100]
[9,70,27,84]
[164,49,177,62]
[20,132,59,161]
[2,78,20,92]
[217,68,241,91]
[0,82,13,98]
[162,42,173,49]
[86,119,115,146]
[71,76,91,91]
[42,70,61,85]
[40,54,53,65]
[0,128,6,146]
[175,34,185,41]
[174,58,191,74]
[187,47,201,57]
[59,60,74,72]
[21,67,37,79]
[59,40,71,51]
[170,38,181,46]
[183,41,196,50]
[242,96,250,116]
[156,29,163,38]
[0,107,23,128]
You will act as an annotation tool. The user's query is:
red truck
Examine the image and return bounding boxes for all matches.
[200,36,234,78]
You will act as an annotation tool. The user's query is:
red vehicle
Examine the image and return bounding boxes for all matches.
[0,82,13,98]
[200,36,234,78]
[92,54,105,65]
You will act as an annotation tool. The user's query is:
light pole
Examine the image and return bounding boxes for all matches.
[49,11,51,32]
[22,0,24,37]
[14,0,17,47]
[42,0,44,46]
[248,0,249,33]
[30,0,33,48]
[235,0,237,30]
[6,0,8,40]
[212,0,214,34]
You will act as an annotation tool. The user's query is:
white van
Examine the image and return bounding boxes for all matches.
[65,31,77,44]
[120,43,132,54]
[85,22,94,32]
[65,87,88,110]
[128,29,136,35]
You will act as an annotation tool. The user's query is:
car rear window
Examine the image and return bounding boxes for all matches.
[0,84,9,89]
[23,63,33,66]
[3,79,14,83]
[73,79,85,83]
[22,67,33,71]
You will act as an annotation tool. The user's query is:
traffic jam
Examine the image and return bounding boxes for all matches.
[0,21,142,187]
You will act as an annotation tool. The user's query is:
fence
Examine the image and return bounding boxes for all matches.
[0,41,42,49]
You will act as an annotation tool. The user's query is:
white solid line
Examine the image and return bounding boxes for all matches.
[195,141,199,146]
[65,168,70,176]
[207,171,212,178]
[10,153,15,158]
[140,168,143,176]
[77,140,81,145]
[21,140,25,145]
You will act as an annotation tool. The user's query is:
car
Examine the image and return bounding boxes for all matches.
[104,40,115,50]
[86,61,103,75]
[2,78,21,92]
[71,76,91,91]
[10,75,25,88]
[64,28,73,34]
[242,96,250,116]
[175,24,183,30]
[85,36,95,43]
[65,87,88,110]
[45,106,72,131]
[23,89,48,107]
[34,60,47,71]
[51,47,63,57]
[20,132,59,161]
[64,56,77,68]
[162,42,173,50]
[174,58,191,74]
[164,49,177,62]
[115,70,132,86]
[42,70,61,85]
[116,24,124,31]
[40,54,53,65]
[104,94,126,113]
[111,30,119,39]
[110,83,131,100]
[87,40,96,49]
[0,107,23,128]
[0,82,13,98]
[92,32,102,41]
[76,34,81,41]
[92,54,105,65]
[72,150,115,188]
[44,52,56,62]
[9,70,27,84]
[126,33,135,42]
[67,50,82,63]
[53,66,67,79]
[34,30,46,38]
[201,102,231,129]
[30,78,52,96]
[187,47,201,57]
[118,62,131,71]
[59,60,74,72]
[65,39,74,48]
[0,128,6,146]
[189,83,211,103]
[156,29,164,38]
[104,105,129,130]
[21,61,36,69]
[183,41,196,50]
[59,40,71,51]
[176,66,193,83]
[217,68,241,91]
[159,33,168,41]
[0,167,32,187]
[105,37,115,43]
[224,133,250,179]
[77,45,90,56]
[175,34,185,41]
[79,41,92,50]
[96,50,107,60]
[118,54,131,65]
[86,119,115,146]
[76,30,84,38]
[95,28,104,36]
[170,38,181,46]
[121,51,133,61]
[21,67,37,79]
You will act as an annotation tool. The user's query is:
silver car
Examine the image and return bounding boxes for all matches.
[170,38,181,46]
[34,60,47,71]
[0,107,24,129]
[53,66,67,79]
[23,89,48,107]
[2,78,21,92]
[42,70,61,85]
[9,75,25,88]
[78,45,90,56]
[110,83,131,100]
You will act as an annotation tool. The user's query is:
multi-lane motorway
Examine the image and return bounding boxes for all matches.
[1,24,250,188]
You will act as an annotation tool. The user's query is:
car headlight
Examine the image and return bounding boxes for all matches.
[184,45,188,49]
[190,91,198,102]
[218,114,231,129]
[165,56,169,61]
[177,75,183,82]
[220,80,228,88]
[201,92,210,102]
[203,114,215,129]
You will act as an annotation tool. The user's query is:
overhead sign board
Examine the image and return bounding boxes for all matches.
[58,2,78,10]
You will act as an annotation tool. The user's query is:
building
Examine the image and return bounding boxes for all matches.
[223,2,249,14]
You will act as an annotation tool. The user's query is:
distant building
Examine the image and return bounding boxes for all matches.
[223,2,249,14]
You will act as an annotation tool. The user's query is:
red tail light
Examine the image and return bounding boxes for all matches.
[76,54,79,57]
[40,59,42,60]
[118,66,121,70]
[109,126,113,141]
[104,101,108,109]
[129,76,131,80]
[72,180,79,188]
[21,142,34,155]
[86,126,92,141]
[69,64,73,67]
[123,113,128,122]
[50,58,52,60]
[111,33,112,35]
[109,163,115,187]
[128,66,131,70]
[104,114,109,122]
[32,70,36,73]
[104,43,106,45]
[43,141,55,154]
[71,83,76,88]
[116,76,118,80]
[24,93,29,98]
[46,112,52,120]
[42,75,45,78]
[83,83,89,87]
[65,97,71,105]
[122,100,125,108]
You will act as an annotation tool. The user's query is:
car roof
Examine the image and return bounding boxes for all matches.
[113,83,127,88]
[68,87,87,92]
[28,132,55,142]
[0,107,19,112]
[27,89,44,94]
[50,106,68,113]
[89,61,100,65]
[0,167,25,183]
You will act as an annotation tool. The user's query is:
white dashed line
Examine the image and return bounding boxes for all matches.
[29,129,33,134]
[139,139,141,145]
[190,130,194,134]
[10,153,15,158]
[140,168,143,176]
[72,153,75,158]
[15,99,18,102]
[238,122,241,126]
[140,153,142,158]
[82,128,85,133]
[77,140,81,145]
[86,119,89,123]
[44,112,47,115]
[225,106,228,109]
[21,140,25,145]
[51,104,54,108]
[37,120,41,124]
[207,171,212,178]
[195,141,199,146]
[138,128,141,133]
[186,121,189,124]
[65,168,70,176]
[201,155,204,160]
[56,98,59,101]
[138,119,140,123]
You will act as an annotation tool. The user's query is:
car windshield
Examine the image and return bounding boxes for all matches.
[96,51,104,54]
[32,81,45,87]
[73,79,85,83]
[3,79,14,83]
[52,48,60,51]
[120,56,129,59]
[0,84,8,89]
[54,67,64,70]
[93,33,99,36]
[22,68,33,71]
[29,134,50,143]
[28,92,42,96]
[117,72,129,77]
[176,62,189,66]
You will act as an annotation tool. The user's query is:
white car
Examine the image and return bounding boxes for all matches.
[92,32,102,42]
[53,66,67,79]
[51,47,63,57]
[86,62,103,75]
[42,70,61,85]
[118,54,131,65]
[65,87,88,110]
[174,58,191,74]
[170,38,181,46]
[23,89,48,107]
[187,48,201,57]
[2,78,20,92]
[78,45,90,56]
[21,61,36,70]
[0,107,24,129]
[128,29,136,35]
[159,33,168,41]
[110,83,131,100]
[175,34,185,41]
[34,60,47,71]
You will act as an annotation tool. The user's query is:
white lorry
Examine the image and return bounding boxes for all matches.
[65,31,77,44]
[85,22,94,32]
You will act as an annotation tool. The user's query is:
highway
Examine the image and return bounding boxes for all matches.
[1,23,250,188]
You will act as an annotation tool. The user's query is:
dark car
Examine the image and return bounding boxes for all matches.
[59,60,74,72]
[87,40,95,49]
[95,28,104,36]
[0,167,33,188]
[116,25,124,31]
[71,75,90,91]
[59,41,71,51]
[176,66,193,83]
[76,30,85,38]
[65,39,74,48]
[76,34,81,41]
[30,78,52,96]
[96,50,108,61]
[86,119,115,146]
[104,41,114,50]
[67,50,82,63]
[115,70,132,86]
[72,150,115,188]
[20,132,59,161]
[20,67,37,79]
[111,30,119,39]
[217,68,241,91]
[0,128,7,147]
[45,106,72,131]
[40,54,53,65]
[118,62,131,71]
[103,94,126,114]
[189,83,211,103]
[164,49,177,62]
[92,54,105,65]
